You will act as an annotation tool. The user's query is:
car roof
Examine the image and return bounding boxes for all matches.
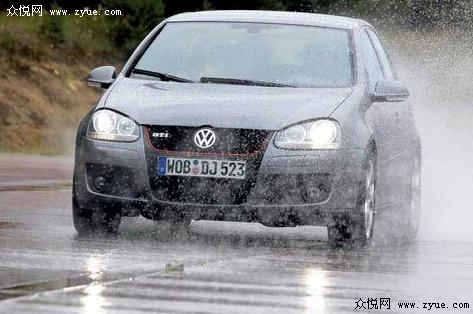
[166,10,371,30]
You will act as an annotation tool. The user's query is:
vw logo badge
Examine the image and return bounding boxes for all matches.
[194,128,217,149]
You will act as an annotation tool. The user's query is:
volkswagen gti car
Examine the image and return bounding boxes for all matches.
[73,10,421,245]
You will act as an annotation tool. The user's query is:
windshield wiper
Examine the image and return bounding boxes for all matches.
[132,68,194,83]
[200,77,294,87]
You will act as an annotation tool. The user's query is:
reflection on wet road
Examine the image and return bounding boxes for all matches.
[0,189,472,313]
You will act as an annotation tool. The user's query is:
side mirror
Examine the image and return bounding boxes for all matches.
[371,79,409,102]
[86,66,117,89]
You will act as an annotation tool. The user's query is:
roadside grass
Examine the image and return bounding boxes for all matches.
[0,12,123,154]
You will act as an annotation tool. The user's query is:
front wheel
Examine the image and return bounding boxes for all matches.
[72,197,122,235]
[328,150,376,247]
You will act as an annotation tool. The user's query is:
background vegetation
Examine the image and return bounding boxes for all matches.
[0,0,471,153]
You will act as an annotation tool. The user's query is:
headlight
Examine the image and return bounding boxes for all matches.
[274,119,340,149]
[87,109,140,142]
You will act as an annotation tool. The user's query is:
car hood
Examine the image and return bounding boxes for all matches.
[101,78,353,130]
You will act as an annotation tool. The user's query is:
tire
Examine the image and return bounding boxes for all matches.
[72,197,122,235]
[405,157,421,240]
[328,149,377,247]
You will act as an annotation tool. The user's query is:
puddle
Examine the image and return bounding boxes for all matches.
[0,222,22,229]
[0,276,92,300]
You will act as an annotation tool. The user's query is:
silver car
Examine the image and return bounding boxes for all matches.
[73,10,421,246]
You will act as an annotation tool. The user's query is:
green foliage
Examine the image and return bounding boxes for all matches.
[0,14,46,68]
[39,3,66,44]
[408,0,473,29]
[102,0,165,56]
[0,9,120,66]
[202,0,215,10]
[0,26,44,62]
[65,9,120,61]
[259,0,287,11]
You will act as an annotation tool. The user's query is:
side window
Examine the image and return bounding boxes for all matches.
[360,29,383,90]
[366,29,394,79]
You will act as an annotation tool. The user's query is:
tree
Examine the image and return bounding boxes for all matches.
[102,0,165,56]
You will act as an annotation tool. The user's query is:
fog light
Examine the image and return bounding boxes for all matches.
[301,174,332,203]
[93,176,108,191]
[304,184,325,199]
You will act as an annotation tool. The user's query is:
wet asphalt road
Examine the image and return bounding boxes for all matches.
[0,186,472,313]
[2,30,473,314]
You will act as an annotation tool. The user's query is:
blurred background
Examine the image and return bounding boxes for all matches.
[0,0,471,154]
[0,0,472,240]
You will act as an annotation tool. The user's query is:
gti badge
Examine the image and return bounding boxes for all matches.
[194,128,216,149]
[152,132,170,138]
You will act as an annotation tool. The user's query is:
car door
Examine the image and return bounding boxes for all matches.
[361,27,413,207]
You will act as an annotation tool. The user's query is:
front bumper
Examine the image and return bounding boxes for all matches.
[74,135,365,226]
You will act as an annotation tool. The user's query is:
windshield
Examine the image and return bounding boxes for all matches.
[134,22,354,88]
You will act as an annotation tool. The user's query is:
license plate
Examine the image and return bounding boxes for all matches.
[157,156,246,179]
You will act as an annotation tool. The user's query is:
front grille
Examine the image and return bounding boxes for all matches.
[152,176,256,205]
[250,173,332,205]
[146,125,270,205]
[146,126,271,155]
